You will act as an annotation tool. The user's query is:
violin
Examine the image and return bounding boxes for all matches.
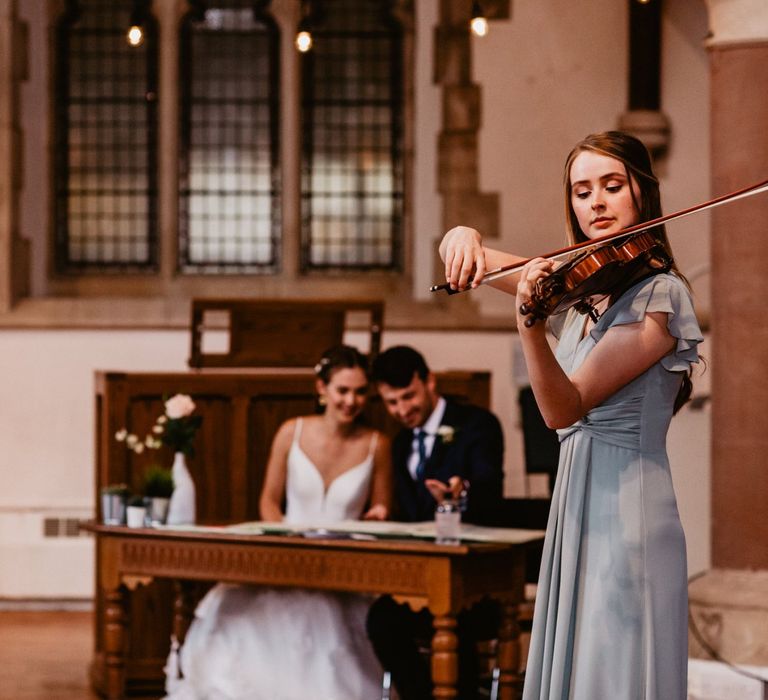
[518,230,671,326]
[430,178,768,326]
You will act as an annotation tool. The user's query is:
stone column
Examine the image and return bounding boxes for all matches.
[433,0,509,292]
[705,0,768,568]
[617,0,670,157]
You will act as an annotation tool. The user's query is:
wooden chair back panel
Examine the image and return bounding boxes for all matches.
[98,371,489,523]
[189,299,384,368]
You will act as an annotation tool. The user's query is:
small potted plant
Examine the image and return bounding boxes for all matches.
[126,494,148,528]
[142,465,174,525]
[100,483,130,525]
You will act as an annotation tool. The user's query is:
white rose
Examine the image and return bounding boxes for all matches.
[165,394,196,419]
[436,425,455,443]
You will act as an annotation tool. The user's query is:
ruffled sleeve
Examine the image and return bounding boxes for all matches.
[589,273,703,372]
[546,310,569,340]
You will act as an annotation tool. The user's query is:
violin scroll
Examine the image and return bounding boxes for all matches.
[519,274,558,326]
[518,274,565,326]
[519,301,546,327]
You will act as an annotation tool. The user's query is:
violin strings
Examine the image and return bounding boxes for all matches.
[473,178,768,288]
[429,178,768,293]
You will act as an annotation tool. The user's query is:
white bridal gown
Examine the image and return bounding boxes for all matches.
[164,419,383,700]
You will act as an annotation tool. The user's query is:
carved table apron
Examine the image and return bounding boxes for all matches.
[88,524,537,700]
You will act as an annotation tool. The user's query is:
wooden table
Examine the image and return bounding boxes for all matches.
[88,524,542,700]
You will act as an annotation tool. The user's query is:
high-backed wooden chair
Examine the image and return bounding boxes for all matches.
[188,298,384,368]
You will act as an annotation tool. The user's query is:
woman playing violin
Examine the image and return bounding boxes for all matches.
[440,131,702,700]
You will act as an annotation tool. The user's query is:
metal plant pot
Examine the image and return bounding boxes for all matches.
[145,496,171,526]
[101,491,127,525]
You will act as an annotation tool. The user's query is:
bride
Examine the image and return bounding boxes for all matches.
[164,345,392,700]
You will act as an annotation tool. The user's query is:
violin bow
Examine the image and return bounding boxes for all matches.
[430,177,768,294]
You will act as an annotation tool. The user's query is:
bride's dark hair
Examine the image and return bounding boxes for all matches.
[314,345,369,384]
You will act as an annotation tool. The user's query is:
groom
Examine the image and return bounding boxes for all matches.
[367,345,504,700]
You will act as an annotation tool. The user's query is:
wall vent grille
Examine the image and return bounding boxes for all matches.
[42,518,89,538]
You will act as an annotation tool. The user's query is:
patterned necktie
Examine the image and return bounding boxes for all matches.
[415,429,428,481]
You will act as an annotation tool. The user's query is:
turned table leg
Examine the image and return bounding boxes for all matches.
[431,613,459,699]
[173,580,196,645]
[497,601,521,700]
[104,586,127,700]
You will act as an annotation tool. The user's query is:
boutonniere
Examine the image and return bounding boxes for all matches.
[435,425,456,443]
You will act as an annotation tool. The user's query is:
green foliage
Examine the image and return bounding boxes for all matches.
[101,483,130,497]
[142,465,175,498]
[161,414,203,457]
[127,494,146,507]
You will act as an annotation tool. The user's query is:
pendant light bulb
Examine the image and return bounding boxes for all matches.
[470,2,488,37]
[295,0,314,52]
[126,24,144,47]
[295,29,312,52]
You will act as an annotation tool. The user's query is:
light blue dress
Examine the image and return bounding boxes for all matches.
[522,274,703,700]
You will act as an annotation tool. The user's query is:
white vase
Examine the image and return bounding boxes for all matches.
[166,452,196,525]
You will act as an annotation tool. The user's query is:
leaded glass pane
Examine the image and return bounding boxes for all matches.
[54,0,159,272]
[178,1,280,274]
[300,0,404,271]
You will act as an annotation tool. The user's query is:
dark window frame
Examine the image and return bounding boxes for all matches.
[177,1,282,275]
[53,0,160,274]
[299,0,405,273]
[42,0,412,311]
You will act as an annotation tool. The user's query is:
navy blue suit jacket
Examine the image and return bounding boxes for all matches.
[391,400,504,525]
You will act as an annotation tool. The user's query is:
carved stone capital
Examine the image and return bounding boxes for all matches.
[617,109,671,158]
[704,0,768,47]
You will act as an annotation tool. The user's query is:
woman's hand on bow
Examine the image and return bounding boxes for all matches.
[440,226,487,291]
[439,226,527,295]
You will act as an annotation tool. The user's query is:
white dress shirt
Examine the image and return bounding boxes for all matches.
[407,396,447,480]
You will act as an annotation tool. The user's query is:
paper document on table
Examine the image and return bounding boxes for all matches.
[454,523,546,543]
[222,520,401,537]
[222,520,545,544]
[154,523,258,535]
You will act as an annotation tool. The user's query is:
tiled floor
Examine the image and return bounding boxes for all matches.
[0,610,101,700]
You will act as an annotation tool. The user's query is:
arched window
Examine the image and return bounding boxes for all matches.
[178,1,281,273]
[299,0,404,271]
[53,0,159,272]
[28,0,412,319]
